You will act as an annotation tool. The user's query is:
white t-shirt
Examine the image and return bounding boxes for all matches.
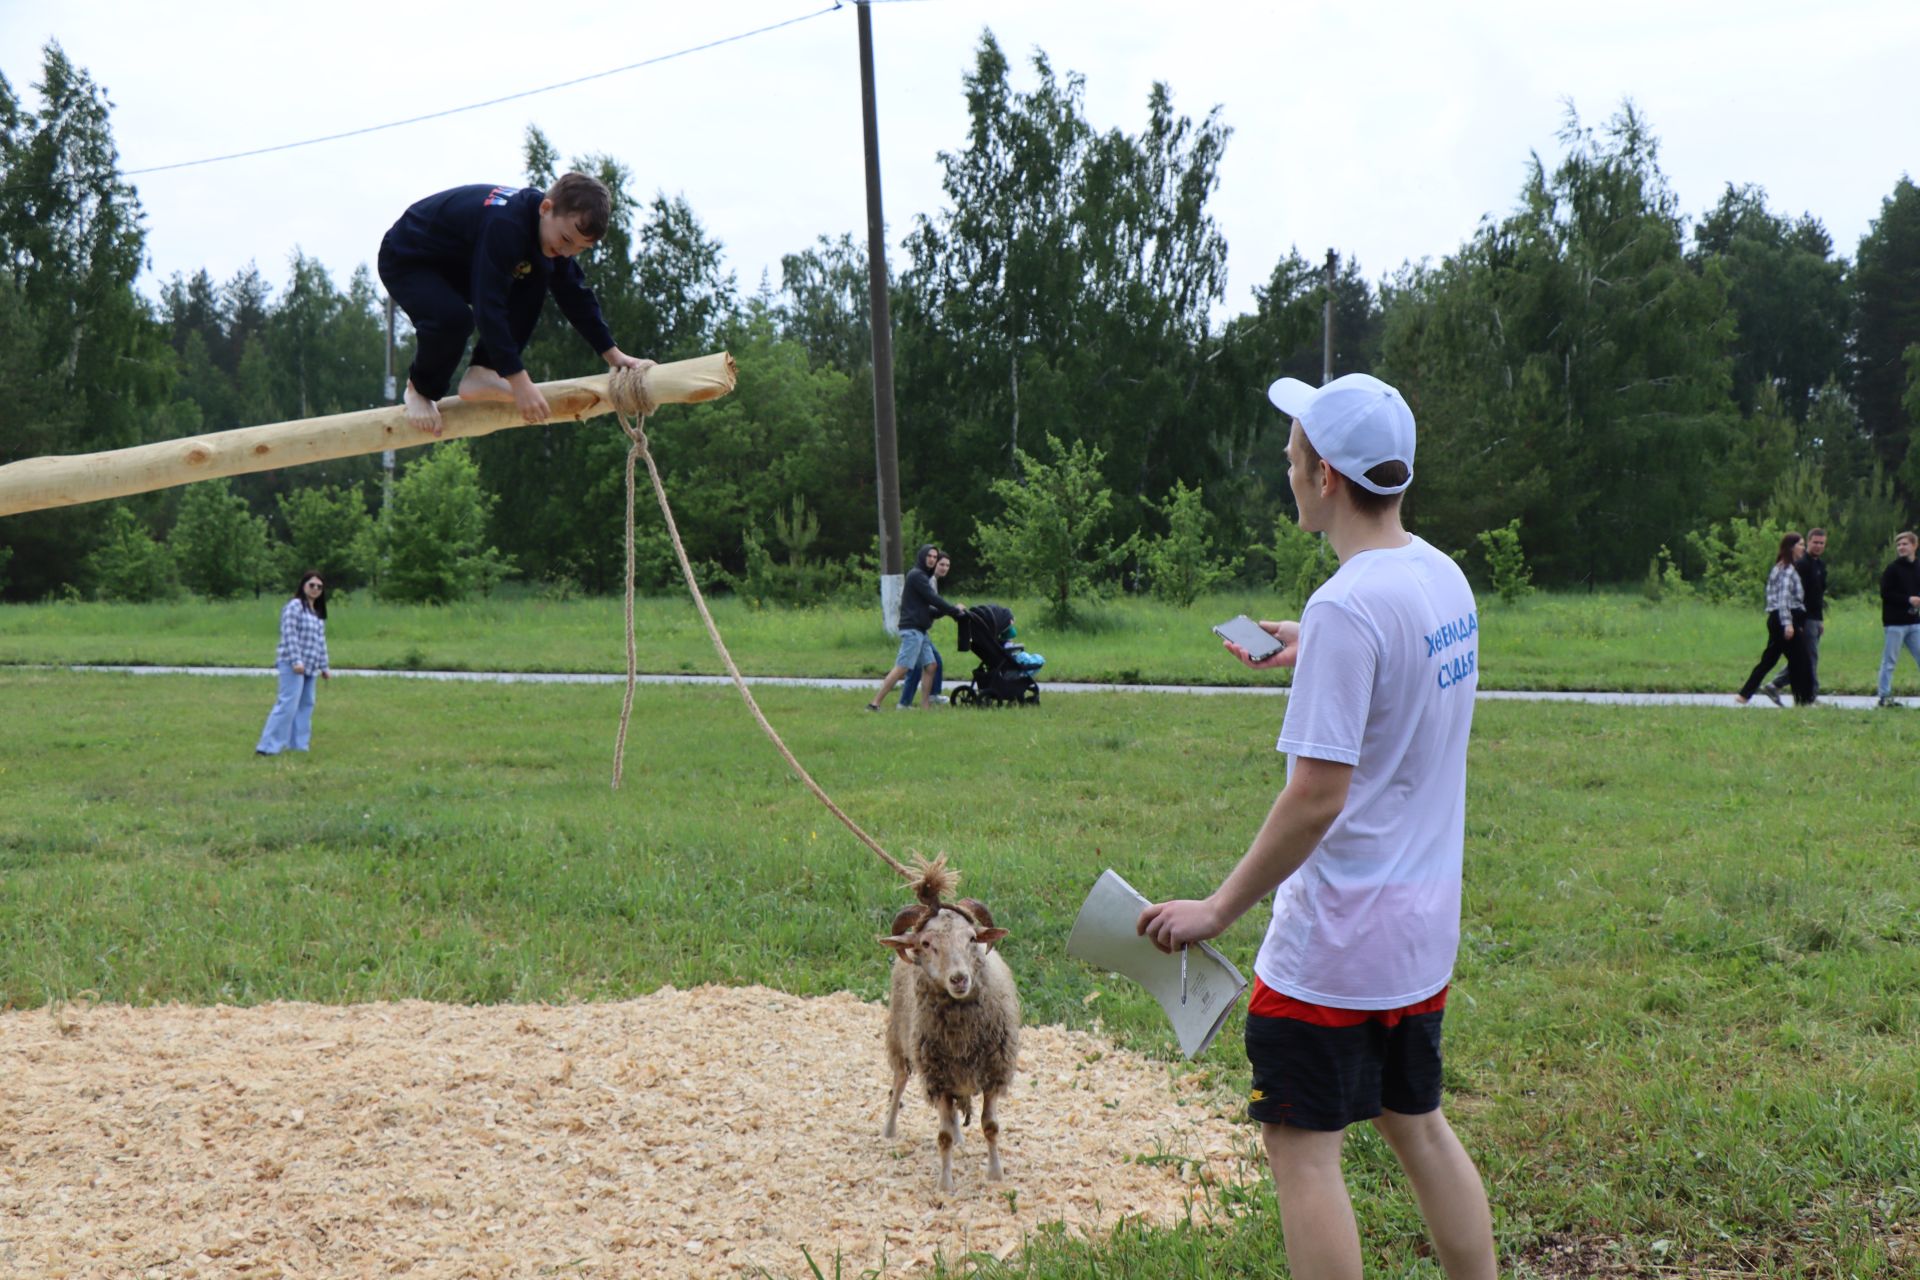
[1254,534,1479,1009]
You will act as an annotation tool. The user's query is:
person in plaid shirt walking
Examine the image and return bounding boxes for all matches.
[256,570,331,755]
[1736,533,1813,706]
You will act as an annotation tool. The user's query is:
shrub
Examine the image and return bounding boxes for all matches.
[973,434,1125,624]
[277,484,377,593]
[1255,515,1329,603]
[730,496,863,607]
[173,479,276,598]
[1136,481,1236,607]
[1642,544,1693,602]
[1685,517,1787,605]
[1476,517,1535,604]
[87,508,179,602]
[378,442,513,603]
[1291,535,1338,604]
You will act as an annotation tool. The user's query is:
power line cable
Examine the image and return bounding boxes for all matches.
[4,3,844,192]
[125,4,845,176]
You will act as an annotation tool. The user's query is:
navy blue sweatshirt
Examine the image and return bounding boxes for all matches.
[380,184,616,379]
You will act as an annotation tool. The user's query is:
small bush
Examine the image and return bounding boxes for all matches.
[378,442,514,603]
[277,484,377,593]
[1136,481,1236,607]
[173,480,276,599]
[87,508,180,602]
[1476,518,1535,604]
[1256,515,1330,604]
[1641,544,1693,603]
[973,433,1125,624]
[1685,517,1786,605]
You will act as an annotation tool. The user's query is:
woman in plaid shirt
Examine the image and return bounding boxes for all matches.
[255,570,331,755]
[1736,533,1813,706]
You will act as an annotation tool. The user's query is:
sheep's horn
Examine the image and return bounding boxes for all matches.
[889,905,932,937]
[954,898,995,929]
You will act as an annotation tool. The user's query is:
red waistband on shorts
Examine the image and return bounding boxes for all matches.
[1248,977,1448,1026]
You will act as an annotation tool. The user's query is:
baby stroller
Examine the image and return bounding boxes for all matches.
[949,604,1044,707]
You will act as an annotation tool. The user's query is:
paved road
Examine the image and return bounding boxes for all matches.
[43,665,1907,711]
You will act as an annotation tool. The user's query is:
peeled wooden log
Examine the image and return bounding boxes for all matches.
[0,352,736,518]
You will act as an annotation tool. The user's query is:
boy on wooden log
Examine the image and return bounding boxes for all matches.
[377,171,649,435]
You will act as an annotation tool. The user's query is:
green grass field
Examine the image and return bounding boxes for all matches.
[6,588,1920,695]
[2,668,1916,1276]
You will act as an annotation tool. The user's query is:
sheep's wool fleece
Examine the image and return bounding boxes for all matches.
[0,984,1255,1278]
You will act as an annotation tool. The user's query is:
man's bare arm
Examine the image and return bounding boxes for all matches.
[1137,755,1354,952]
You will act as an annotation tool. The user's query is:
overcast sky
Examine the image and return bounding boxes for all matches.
[3,0,1915,323]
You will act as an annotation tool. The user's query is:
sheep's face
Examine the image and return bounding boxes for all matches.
[880,906,1008,1002]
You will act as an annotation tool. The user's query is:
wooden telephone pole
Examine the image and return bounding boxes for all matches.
[856,0,905,631]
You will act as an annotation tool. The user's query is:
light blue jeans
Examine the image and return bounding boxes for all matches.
[256,661,318,754]
[1880,625,1920,699]
[899,647,943,707]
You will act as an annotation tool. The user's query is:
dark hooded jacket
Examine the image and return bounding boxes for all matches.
[899,543,962,632]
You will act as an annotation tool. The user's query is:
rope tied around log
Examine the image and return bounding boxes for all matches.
[607,364,916,884]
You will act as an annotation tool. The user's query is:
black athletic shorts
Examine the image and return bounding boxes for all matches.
[1243,980,1447,1131]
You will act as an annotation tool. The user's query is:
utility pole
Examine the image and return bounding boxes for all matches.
[856,0,905,634]
[1322,248,1337,384]
[382,295,398,518]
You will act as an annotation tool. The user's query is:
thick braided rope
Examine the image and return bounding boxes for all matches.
[607,368,912,882]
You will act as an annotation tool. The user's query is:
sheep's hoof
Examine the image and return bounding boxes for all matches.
[988,1164,1004,1182]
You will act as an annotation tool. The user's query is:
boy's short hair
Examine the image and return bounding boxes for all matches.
[1297,429,1408,517]
[547,172,612,239]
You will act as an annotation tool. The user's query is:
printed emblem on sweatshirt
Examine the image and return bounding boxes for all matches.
[483,186,518,207]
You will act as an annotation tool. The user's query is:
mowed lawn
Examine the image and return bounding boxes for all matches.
[3,671,1917,1275]
[7,588,1920,695]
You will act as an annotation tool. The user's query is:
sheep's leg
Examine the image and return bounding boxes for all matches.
[935,1094,960,1193]
[981,1089,1005,1182]
[883,1060,909,1139]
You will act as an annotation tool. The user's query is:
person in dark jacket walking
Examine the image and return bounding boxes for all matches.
[867,543,965,711]
[1762,527,1828,702]
[898,550,952,708]
[1736,533,1813,706]
[1876,530,1920,707]
[377,171,649,436]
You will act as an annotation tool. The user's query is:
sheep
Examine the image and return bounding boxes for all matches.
[878,858,1021,1193]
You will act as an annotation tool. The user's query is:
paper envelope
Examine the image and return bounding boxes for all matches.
[1066,868,1248,1059]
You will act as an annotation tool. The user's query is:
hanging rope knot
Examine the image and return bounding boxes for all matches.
[608,362,659,422]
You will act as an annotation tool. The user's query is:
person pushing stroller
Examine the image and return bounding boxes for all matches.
[866,544,966,712]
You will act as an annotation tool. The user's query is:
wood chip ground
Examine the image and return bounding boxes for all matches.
[0,986,1258,1278]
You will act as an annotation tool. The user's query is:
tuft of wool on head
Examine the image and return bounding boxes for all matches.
[909,853,959,909]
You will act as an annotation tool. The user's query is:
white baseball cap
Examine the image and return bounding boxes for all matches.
[1266,372,1416,495]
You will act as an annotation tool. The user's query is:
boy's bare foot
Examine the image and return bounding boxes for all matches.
[402,382,444,437]
[456,366,515,402]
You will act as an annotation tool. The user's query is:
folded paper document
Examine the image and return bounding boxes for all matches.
[1066,868,1248,1059]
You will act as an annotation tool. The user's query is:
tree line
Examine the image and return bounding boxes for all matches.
[3,36,1918,609]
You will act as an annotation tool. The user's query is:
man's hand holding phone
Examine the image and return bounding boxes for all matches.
[1212,615,1300,670]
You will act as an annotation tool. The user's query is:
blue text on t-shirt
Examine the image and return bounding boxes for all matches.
[1428,610,1479,690]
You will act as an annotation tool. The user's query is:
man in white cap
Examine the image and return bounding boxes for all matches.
[1139,373,1495,1280]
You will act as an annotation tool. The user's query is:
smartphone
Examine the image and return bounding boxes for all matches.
[1211,614,1283,662]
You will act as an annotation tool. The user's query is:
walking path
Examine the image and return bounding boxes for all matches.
[48,664,1906,710]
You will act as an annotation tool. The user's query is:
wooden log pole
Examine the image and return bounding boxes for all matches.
[0,351,737,518]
